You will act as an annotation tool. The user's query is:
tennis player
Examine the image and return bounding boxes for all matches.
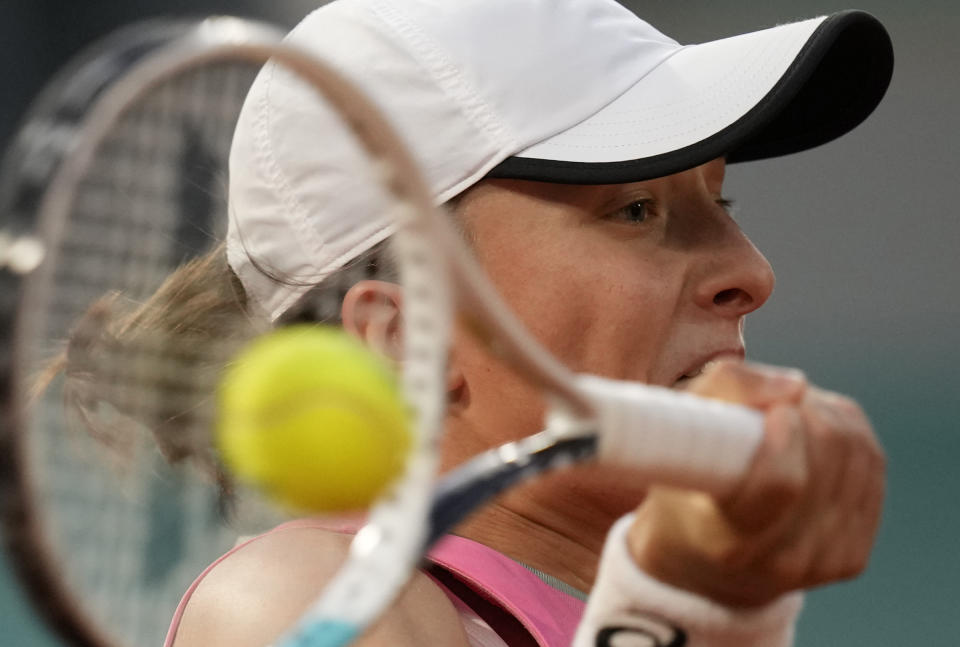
[156,1,894,645]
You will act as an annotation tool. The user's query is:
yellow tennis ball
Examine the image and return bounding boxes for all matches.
[216,325,411,512]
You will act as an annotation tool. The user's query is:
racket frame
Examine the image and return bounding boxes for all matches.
[0,18,297,647]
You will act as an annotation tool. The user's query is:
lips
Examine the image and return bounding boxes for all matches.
[671,348,745,388]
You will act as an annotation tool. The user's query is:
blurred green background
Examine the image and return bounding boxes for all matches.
[1,1,957,645]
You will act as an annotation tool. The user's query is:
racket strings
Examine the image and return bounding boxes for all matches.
[22,61,279,647]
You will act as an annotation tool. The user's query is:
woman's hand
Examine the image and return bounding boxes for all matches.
[627,360,886,607]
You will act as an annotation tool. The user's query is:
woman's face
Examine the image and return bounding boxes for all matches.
[444,158,775,466]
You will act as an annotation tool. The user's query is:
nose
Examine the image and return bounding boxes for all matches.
[692,230,775,318]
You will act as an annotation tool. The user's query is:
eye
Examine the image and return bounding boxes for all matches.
[716,197,736,216]
[607,199,653,225]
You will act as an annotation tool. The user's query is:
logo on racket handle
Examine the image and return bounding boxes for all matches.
[594,614,687,647]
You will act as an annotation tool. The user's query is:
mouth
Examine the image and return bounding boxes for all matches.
[670,348,745,389]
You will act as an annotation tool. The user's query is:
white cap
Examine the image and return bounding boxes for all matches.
[227,0,892,321]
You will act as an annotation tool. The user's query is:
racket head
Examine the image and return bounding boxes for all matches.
[0,18,297,647]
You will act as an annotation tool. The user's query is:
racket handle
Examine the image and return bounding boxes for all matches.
[576,375,764,498]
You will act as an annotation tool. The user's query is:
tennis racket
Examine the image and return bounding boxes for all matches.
[0,18,313,647]
[0,15,763,647]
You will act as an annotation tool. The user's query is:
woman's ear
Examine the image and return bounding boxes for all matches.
[341,280,404,362]
[341,279,468,405]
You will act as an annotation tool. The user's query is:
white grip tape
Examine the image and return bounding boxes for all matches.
[577,375,764,497]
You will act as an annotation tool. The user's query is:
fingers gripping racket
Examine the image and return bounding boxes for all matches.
[0,16,763,647]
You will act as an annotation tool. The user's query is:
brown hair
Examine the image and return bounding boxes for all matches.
[33,246,253,483]
[36,239,395,495]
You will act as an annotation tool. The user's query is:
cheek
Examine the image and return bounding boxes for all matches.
[475,229,678,381]
[446,323,549,456]
[446,205,691,458]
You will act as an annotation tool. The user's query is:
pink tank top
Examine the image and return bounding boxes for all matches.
[164,520,584,647]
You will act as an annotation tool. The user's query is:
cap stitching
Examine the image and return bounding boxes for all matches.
[251,62,328,267]
[367,0,517,152]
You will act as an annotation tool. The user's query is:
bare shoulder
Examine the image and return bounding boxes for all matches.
[170,526,470,647]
